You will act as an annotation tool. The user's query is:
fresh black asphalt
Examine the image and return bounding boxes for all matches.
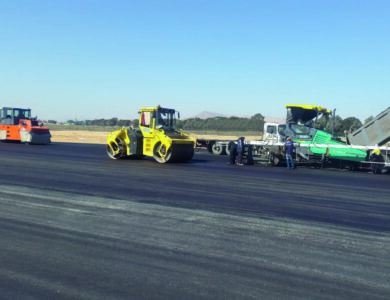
[0,142,389,299]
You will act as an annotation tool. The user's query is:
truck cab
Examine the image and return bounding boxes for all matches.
[263,123,286,143]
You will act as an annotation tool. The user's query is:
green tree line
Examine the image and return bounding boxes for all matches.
[62,113,373,137]
[315,115,365,137]
[177,113,265,131]
[65,118,133,127]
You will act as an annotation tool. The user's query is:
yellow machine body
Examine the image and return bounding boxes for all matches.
[106,106,194,163]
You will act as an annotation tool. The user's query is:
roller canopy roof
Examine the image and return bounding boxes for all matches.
[138,106,175,114]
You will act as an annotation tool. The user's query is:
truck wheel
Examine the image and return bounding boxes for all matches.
[212,143,224,155]
[270,154,280,166]
[225,146,230,156]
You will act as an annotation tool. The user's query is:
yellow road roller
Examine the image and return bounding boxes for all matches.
[106,106,195,163]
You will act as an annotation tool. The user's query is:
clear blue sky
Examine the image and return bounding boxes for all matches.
[1,0,389,122]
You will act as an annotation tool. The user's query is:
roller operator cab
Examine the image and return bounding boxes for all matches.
[106,106,195,163]
[0,107,51,144]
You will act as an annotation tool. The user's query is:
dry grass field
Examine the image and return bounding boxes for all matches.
[50,130,108,144]
[50,130,262,144]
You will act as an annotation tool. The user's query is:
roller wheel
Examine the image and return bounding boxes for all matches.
[154,142,194,163]
[107,137,125,159]
[153,142,172,163]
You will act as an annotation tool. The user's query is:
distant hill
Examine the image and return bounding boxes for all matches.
[192,111,228,119]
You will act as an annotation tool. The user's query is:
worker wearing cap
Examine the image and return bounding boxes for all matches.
[285,136,295,169]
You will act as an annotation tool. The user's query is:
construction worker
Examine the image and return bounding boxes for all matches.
[370,146,383,174]
[236,137,245,165]
[227,140,237,165]
[285,136,295,169]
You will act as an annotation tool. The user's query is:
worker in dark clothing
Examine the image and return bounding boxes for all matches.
[227,141,237,165]
[236,137,245,165]
[285,136,295,169]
